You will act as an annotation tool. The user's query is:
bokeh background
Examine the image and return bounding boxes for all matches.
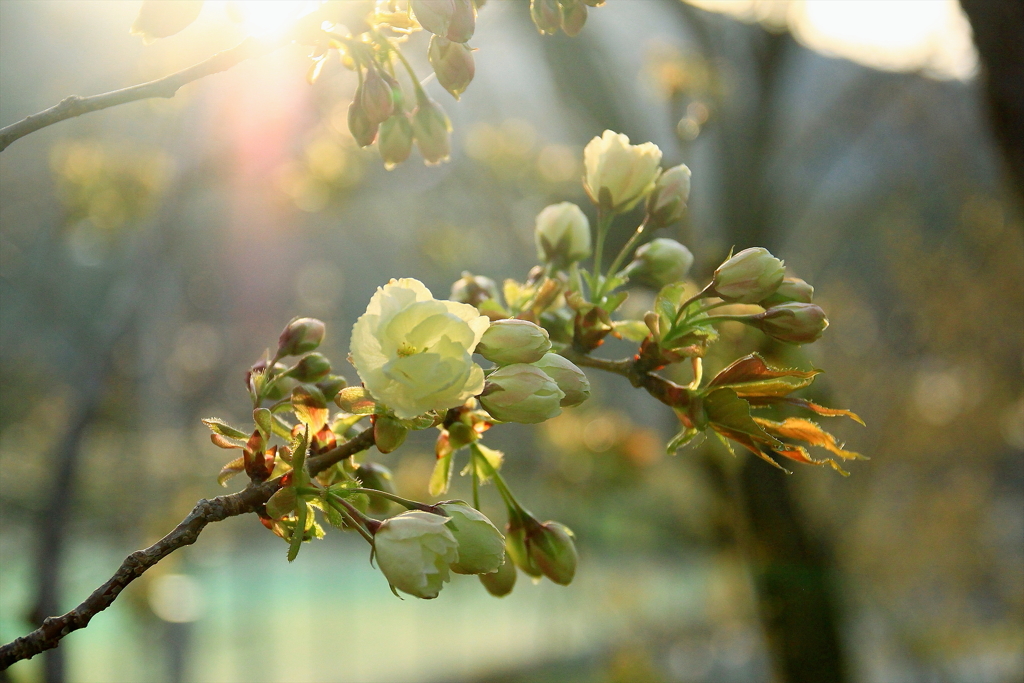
[1,1,1021,682]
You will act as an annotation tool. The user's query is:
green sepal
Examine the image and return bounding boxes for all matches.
[666,427,701,455]
[288,499,308,562]
[253,408,273,439]
[429,450,455,496]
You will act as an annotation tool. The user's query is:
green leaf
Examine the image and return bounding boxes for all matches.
[202,418,249,440]
[612,320,650,343]
[266,486,297,519]
[429,450,455,496]
[601,290,629,314]
[288,499,308,562]
[292,385,328,433]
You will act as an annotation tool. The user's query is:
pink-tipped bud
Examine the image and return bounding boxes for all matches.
[645,164,691,228]
[450,272,499,307]
[446,0,476,42]
[361,66,395,125]
[379,112,414,169]
[428,36,475,100]
[760,276,814,307]
[412,94,452,165]
[411,0,455,37]
[348,92,379,148]
[560,0,588,36]
[277,317,326,357]
[711,247,785,303]
[753,302,828,344]
[284,352,332,383]
[527,521,578,585]
[530,0,561,34]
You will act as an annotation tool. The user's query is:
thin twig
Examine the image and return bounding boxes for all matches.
[0,426,375,670]
[0,3,336,153]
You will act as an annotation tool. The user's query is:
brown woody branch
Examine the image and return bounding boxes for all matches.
[0,426,375,670]
[0,3,339,153]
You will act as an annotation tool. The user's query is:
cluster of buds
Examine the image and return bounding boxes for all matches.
[372,501,506,599]
[475,319,591,423]
[530,0,604,37]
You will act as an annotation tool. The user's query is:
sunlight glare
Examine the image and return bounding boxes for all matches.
[228,0,320,38]
[686,0,977,80]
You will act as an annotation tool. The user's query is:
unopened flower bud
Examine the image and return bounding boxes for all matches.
[379,111,414,169]
[348,93,379,148]
[530,0,561,34]
[645,164,691,228]
[752,302,828,344]
[411,0,455,37]
[505,522,542,577]
[622,238,694,288]
[760,276,813,307]
[711,247,785,303]
[560,0,587,37]
[446,0,476,42]
[412,95,452,165]
[374,414,409,454]
[450,272,499,307]
[440,503,505,575]
[374,510,458,599]
[530,353,590,407]
[428,36,475,100]
[535,202,591,268]
[476,319,551,365]
[355,462,396,514]
[479,364,564,424]
[479,555,517,597]
[315,375,347,402]
[583,130,663,213]
[528,521,578,585]
[278,317,326,357]
[285,352,332,383]
[361,66,395,125]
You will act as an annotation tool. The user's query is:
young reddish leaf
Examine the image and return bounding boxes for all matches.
[747,397,865,426]
[217,456,245,486]
[704,389,782,449]
[292,385,328,433]
[754,417,865,460]
[708,353,820,389]
[210,433,244,450]
[771,444,851,476]
[710,424,790,473]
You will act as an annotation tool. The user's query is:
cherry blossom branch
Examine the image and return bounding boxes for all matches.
[0,3,338,153]
[0,426,375,670]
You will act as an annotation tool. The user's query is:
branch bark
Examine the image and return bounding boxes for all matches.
[0,426,374,670]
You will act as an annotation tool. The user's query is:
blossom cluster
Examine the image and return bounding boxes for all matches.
[206,128,860,602]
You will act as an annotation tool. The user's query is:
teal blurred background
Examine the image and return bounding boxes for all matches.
[1,2,1021,682]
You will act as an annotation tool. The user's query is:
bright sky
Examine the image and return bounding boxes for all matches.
[687,0,978,80]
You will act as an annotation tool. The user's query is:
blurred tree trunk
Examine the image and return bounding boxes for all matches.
[959,0,1024,205]
[673,7,850,682]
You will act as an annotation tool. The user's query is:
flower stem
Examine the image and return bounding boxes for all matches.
[348,488,446,515]
[590,209,613,300]
[604,216,650,289]
[325,493,378,541]
[471,444,525,516]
